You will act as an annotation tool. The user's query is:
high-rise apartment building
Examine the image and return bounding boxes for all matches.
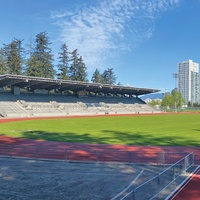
[191,72,200,104]
[178,60,200,104]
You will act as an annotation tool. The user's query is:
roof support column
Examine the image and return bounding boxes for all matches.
[11,86,20,95]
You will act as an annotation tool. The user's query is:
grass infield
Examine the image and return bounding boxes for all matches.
[0,113,200,146]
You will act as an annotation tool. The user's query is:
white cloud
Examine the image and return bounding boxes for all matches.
[51,0,181,72]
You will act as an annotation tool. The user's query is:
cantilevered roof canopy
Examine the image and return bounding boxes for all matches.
[0,74,160,96]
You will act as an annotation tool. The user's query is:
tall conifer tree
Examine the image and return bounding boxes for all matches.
[101,68,117,84]
[3,39,24,75]
[91,68,102,83]
[26,32,55,78]
[0,48,8,75]
[57,43,69,80]
[76,56,87,82]
[69,49,79,81]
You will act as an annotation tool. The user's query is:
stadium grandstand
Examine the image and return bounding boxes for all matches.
[0,74,160,118]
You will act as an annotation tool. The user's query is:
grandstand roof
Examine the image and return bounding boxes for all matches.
[0,74,160,96]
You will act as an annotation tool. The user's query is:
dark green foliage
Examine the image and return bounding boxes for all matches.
[117,82,122,86]
[69,49,88,81]
[76,56,87,81]
[91,68,102,83]
[0,31,118,86]
[193,102,200,107]
[101,68,117,84]
[57,43,69,80]
[3,39,24,75]
[68,49,79,80]
[91,68,117,84]
[26,32,55,78]
[26,54,44,77]
[0,48,8,75]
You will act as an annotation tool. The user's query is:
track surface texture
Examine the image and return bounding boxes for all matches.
[169,168,200,200]
[0,114,200,200]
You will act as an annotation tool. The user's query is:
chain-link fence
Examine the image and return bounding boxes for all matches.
[159,106,200,113]
[0,144,189,165]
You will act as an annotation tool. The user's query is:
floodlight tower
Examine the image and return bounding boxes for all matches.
[173,73,178,112]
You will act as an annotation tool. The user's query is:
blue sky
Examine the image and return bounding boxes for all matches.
[1,0,200,93]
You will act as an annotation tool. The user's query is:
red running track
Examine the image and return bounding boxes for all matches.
[169,167,200,200]
[0,135,200,200]
[0,136,200,199]
[0,116,200,199]
[1,135,200,200]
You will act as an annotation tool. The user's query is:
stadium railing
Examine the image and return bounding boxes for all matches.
[119,152,194,200]
[0,144,195,200]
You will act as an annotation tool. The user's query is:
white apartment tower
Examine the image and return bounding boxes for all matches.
[178,60,199,104]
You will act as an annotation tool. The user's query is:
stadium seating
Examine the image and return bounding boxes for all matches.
[0,92,159,117]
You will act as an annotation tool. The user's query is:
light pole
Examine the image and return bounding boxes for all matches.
[173,73,178,112]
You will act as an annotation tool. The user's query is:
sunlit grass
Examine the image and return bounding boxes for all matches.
[0,114,200,146]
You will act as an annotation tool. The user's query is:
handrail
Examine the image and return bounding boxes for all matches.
[111,169,144,200]
[132,152,194,200]
[134,152,193,191]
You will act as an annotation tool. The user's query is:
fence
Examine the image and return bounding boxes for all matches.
[0,144,189,165]
[120,152,194,200]
[0,145,195,199]
[160,106,200,113]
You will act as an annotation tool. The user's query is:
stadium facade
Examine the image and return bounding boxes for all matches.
[0,74,160,117]
[0,74,159,97]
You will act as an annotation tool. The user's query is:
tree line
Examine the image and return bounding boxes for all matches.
[0,32,117,85]
[148,90,186,109]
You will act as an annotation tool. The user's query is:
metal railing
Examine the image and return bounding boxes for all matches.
[0,144,194,199]
[120,152,194,200]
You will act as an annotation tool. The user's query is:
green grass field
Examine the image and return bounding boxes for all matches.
[0,113,200,146]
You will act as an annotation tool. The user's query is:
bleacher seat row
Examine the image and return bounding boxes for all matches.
[0,92,159,118]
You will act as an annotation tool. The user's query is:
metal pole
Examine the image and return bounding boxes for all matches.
[173,73,178,112]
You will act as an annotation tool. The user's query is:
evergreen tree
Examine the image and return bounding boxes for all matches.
[26,32,55,78]
[101,68,117,85]
[0,48,8,74]
[26,54,43,77]
[0,32,123,85]
[3,39,24,75]
[57,43,69,80]
[69,49,79,80]
[91,68,102,83]
[76,56,87,82]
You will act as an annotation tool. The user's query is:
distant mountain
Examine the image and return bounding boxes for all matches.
[140,93,163,100]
